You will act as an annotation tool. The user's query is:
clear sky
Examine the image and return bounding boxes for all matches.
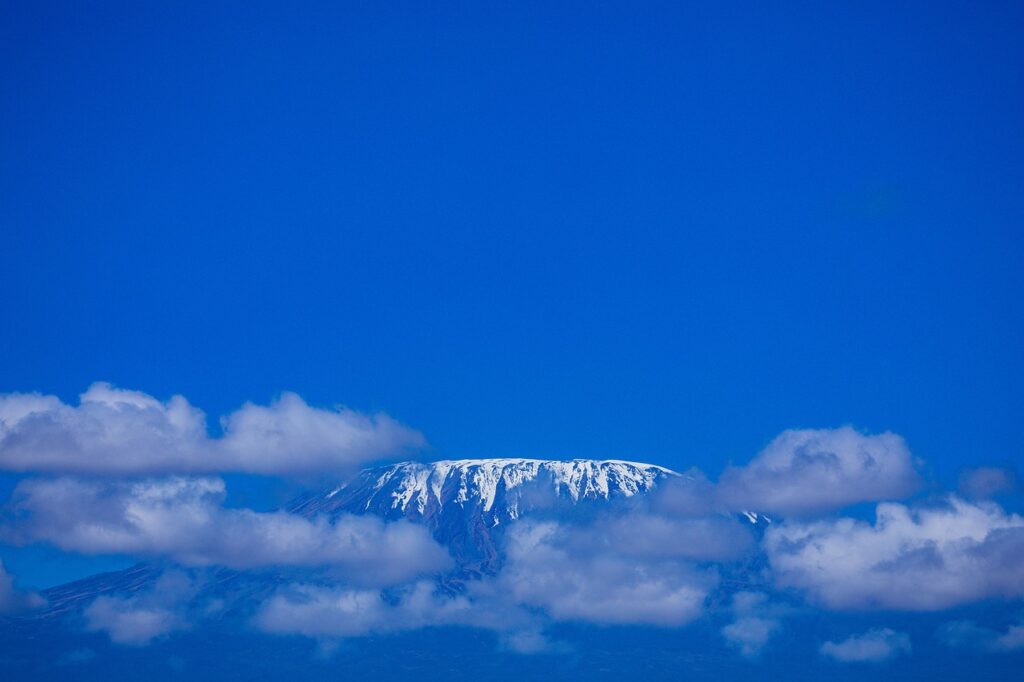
[2,2,1022,499]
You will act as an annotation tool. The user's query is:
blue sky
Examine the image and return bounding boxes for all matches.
[4,1,1022,488]
[3,1,1022,483]
[1,2,1023,659]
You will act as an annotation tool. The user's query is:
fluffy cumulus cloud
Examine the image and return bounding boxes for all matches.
[718,427,920,515]
[0,383,424,475]
[7,477,450,585]
[939,620,1024,653]
[0,559,44,614]
[493,520,716,627]
[820,628,911,663]
[84,571,198,645]
[765,497,1024,610]
[251,509,750,648]
[253,517,736,648]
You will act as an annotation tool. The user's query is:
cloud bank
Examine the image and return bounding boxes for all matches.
[2,404,1021,663]
[0,383,424,476]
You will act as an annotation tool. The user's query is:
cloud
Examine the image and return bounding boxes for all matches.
[0,559,44,614]
[765,497,1024,610]
[820,628,911,662]
[254,579,544,648]
[498,628,563,654]
[84,571,196,645]
[959,466,1019,500]
[0,383,424,476]
[651,469,722,516]
[7,477,451,585]
[253,509,744,645]
[720,592,783,657]
[722,617,780,657]
[718,427,921,515]
[939,620,1024,652]
[254,508,742,646]
[587,511,754,561]
[256,584,417,638]
[493,520,716,626]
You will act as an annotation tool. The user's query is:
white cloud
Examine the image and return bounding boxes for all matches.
[820,628,911,663]
[493,520,715,626]
[581,511,754,561]
[718,427,921,515]
[84,571,196,645]
[722,617,780,657]
[253,509,744,646]
[8,477,451,585]
[255,585,409,638]
[0,559,44,614]
[0,383,424,475]
[765,497,1024,610]
[254,579,543,649]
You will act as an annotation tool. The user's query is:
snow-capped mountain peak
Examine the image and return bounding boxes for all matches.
[287,458,680,573]
[306,458,677,519]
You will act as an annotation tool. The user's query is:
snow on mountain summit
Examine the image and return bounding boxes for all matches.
[296,458,678,519]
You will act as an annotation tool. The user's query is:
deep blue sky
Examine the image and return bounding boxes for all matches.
[2,1,1022,491]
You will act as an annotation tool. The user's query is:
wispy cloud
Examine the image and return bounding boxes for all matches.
[720,592,785,657]
[939,620,1024,653]
[958,466,1020,500]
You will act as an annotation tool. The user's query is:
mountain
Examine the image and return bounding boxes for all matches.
[291,458,680,574]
